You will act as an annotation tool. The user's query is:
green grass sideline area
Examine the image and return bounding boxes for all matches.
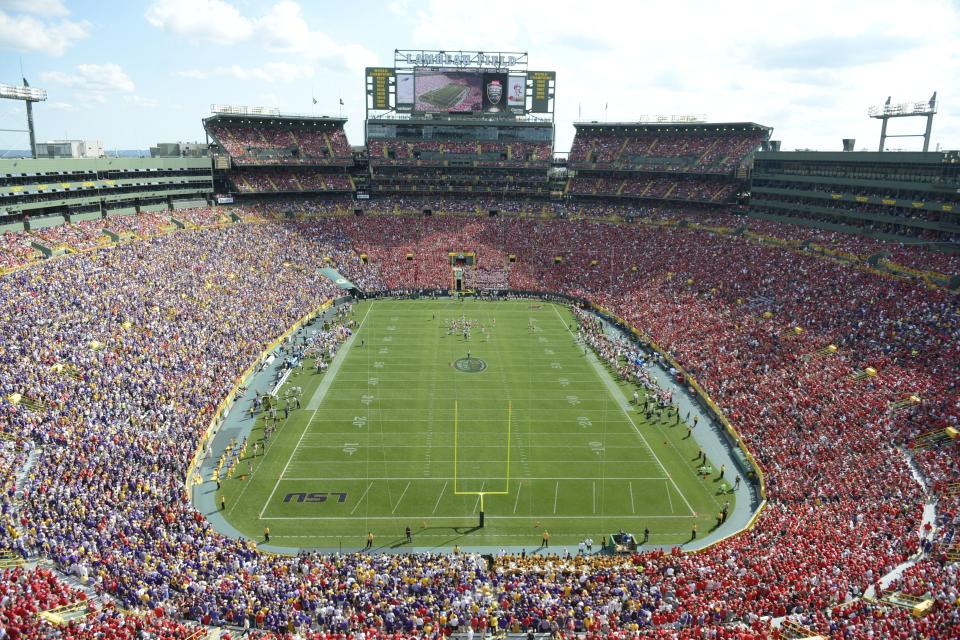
[217,299,732,549]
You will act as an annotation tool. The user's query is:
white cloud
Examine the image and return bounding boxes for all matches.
[145,0,253,45]
[44,101,79,111]
[147,0,377,74]
[175,69,209,80]
[123,95,160,108]
[387,0,411,15]
[0,0,69,17]
[176,62,314,83]
[0,8,89,56]
[42,64,136,94]
[403,0,960,152]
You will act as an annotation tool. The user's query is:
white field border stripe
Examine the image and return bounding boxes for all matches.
[259,302,375,518]
[261,514,698,521]
[551,303,697,516]
[281,476,668,481]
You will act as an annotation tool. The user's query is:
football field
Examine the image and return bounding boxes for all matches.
[418,83,470,109]
[219,299,730,551]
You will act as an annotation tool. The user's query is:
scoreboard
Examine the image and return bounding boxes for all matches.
[528,71,556,114]
[365,67,555,116]
[366,67,394,111]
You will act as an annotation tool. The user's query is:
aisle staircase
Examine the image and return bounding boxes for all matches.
[0,549,26,568]
[779,619,826,639]
[910,426,958,451]
[880,591,935,617]
[38,600,92,625]
[698,138,719,165]
[888,395,922,413]
[849,366,877,382]
[323,133,335,157]
[805,344,838,360]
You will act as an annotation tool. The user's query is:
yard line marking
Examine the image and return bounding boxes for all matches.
[665,480,675,514]
[553,481,559,514]
[592,481,596,514]
[391,481,411,514]
[512,483,522,514]
[629,482,636,514]
[349,482,373,515]
[432,481,447,514]
[552,303,696,516]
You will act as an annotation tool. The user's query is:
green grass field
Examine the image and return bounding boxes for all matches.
[418,83,469,109]
[219,299,732,551]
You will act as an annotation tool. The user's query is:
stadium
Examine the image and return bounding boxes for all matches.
[0,19,958,640]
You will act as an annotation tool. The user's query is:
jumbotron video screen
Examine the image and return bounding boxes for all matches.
[369,61,552,115]
[411,69,520,113]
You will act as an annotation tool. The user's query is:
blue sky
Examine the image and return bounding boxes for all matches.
[1,0,959,153]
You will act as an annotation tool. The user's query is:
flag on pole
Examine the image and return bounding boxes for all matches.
[312,97,317,105]
[339,98,344,106]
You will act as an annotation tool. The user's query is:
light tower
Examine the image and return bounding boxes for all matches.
[868,92,937,152]
[0,78,48,158]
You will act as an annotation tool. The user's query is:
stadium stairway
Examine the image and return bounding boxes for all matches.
[805,344,838,360]
[322,133,334,157]
[848,366,878,382]
[777,619,826,639]
[909,426,958,450]
[862,450,937,599]
[698,138,719,165]
[888,394,922,413]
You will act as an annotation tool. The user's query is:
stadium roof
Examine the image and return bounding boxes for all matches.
[573,121,772,133]
[202,113,347,126]
[756,149,960,164]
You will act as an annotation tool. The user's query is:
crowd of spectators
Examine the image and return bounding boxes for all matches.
[0,205,956,638]
[368,139,552,168]
[206,122,352,166]
[570,175,736,203]
[0,231,40,271]
[31,220,110,252]
[569,129,766,173]
[230,169,352,193]
[0,566,201,639]
[104,211,171,237]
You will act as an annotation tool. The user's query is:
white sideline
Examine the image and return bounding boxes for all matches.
[551,304,697,516]
[258,302,374,518]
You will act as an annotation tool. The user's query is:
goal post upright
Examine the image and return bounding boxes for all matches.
[452,400,512,528]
